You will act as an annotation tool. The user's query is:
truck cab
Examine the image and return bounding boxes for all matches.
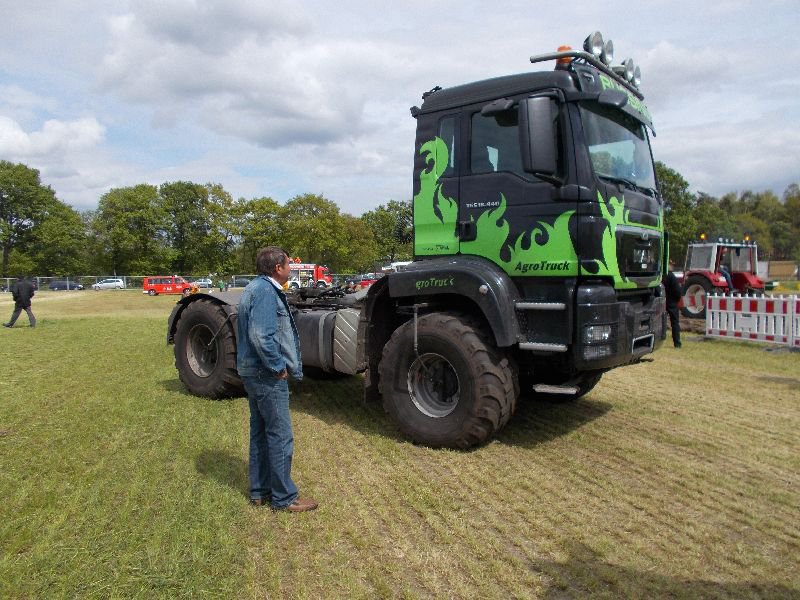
[402,33,664,381]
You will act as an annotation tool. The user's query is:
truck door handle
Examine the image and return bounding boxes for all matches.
[458,220,477,241]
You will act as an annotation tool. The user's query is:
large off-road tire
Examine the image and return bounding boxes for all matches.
[174,299,243,398]
[681,275,712,319]
[378,312,517,449]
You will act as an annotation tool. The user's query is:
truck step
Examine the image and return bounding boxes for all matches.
[532,384,579,395]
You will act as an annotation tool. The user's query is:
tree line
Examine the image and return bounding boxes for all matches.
[0,161,412,277]
[656,163,800,265]
[0,159,797,278]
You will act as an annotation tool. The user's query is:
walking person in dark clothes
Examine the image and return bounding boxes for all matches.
[4,276,36,328]
[664,260,682,348]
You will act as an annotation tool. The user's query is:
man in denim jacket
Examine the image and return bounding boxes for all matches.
[237,247,318,512]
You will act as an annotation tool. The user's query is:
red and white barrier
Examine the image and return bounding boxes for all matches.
[705,294,799,348]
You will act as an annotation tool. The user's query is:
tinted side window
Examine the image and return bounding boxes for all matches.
[471,110,525,176]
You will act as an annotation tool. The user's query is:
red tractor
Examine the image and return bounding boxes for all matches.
[678,238,765,319]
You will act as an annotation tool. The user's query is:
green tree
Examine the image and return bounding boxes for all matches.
[159,181,211,274]
[279,194,380,272]
[693,195,736,241]
[91,184,173,274]
[280,194,345,266]
[656,161,696,264]
[330,215,379,272]
[783,184,800,262]
[361,199,412,264]
[233,196,283,272]
[734,213,770,254]
[0,161,56,276]
[28,201,89,275]
[194,183,238,275]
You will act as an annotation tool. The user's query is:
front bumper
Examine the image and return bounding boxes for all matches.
[574,284,666,370]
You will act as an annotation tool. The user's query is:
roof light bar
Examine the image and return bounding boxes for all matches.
[531,31,645,97]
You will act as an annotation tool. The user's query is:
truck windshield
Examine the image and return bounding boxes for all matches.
[579,101,656,193]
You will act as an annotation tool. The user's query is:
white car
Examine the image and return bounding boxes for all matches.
[193,278,213,288]
[92,278,125,290]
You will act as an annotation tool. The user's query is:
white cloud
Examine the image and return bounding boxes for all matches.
[0,116,105,157]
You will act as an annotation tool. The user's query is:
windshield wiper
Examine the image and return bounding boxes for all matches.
[598,175,655,197]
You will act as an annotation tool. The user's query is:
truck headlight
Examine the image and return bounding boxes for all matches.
[584,324,614,343]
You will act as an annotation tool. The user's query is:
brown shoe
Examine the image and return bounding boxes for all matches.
[278,497,318,513]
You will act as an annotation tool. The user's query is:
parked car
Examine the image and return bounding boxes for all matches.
[229,276,252,288]
[49,280,84,291]
[142,275,192,296]
[92,278,125,290]
[193,278,213,288]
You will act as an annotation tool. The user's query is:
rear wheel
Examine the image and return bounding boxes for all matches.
[174,299,243,398]
[681,275,712,319]
[379,312,517,448]
[148,289,157,296]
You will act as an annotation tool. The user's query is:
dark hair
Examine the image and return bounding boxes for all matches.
[256,247,288,276]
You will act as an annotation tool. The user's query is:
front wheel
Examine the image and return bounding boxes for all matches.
[378,312,517,449]
[148,289,157,296]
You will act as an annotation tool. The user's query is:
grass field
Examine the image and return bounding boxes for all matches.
[1,291,798,599]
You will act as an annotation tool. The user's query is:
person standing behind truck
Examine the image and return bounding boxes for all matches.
[236,246,318,513]
[664,260,682,348]
[3,276,36,328]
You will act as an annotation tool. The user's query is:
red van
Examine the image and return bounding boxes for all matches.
[142,275,192,296]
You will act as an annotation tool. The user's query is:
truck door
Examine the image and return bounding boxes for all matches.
[458,97,573,276]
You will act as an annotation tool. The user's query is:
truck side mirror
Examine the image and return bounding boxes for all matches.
[519,96,557,177]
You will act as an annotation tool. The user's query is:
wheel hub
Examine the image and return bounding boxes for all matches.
[684,283,706,315]
[186,324,217,377]
[407,352,460,418]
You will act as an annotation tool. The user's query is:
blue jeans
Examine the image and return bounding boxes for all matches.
[242,373,298,508]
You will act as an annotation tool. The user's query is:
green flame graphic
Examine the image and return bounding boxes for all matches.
[413,138,458,255]
[460,196,578,276]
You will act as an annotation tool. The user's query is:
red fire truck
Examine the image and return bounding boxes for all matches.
[288,261,333,288]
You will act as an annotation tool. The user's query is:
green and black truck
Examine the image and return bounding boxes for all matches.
[168,31,666,448]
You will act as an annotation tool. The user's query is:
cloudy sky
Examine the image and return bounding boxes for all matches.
[1,0,798,215]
